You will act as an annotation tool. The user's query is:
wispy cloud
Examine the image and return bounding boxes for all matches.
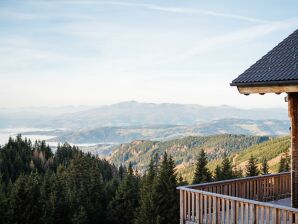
[66,0,269,24]
[163,17,298,63]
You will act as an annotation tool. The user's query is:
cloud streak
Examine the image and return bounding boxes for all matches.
[69,0,269,24]
[161,17,298,64]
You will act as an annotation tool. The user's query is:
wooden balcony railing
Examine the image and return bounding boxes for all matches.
[177,172,298,224]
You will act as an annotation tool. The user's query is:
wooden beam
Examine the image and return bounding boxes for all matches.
[288,93,298,208]
[237,85,298,94]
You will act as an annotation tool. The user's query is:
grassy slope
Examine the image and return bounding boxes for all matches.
[179,136,290,183]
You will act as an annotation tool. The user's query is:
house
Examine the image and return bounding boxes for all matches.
[178,29,298,223]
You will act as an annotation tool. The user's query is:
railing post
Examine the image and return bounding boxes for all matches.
[180,190,184,224]
[212,197,216,224]
[250,204,255,224]
[191,192,195,221]
[231,200,236,224]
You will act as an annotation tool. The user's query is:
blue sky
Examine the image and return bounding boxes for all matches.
[0,0,298,108]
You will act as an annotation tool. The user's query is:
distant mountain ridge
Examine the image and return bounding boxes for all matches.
[0,101,288,129]
[20,118,289,145]
[51,101,288,128]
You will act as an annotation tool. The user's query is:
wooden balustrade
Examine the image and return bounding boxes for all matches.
[178,172,296,224]
[188,172,291,202]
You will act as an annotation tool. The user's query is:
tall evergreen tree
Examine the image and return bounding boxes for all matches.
[47,170,71,224]
[109,162,139,224]
[261,157,270,175]
[62,154,104,223]
[214,165,223,181]
[135,158,158,224]
[221,156,234,180]
[72,206,88,224]
[155,153,179,224]
[10,173,43,224]
[192,149,212,184]
[118,164,126,181]
[0,176,10,224]
[246,155,259,177]
[279,152,291,172]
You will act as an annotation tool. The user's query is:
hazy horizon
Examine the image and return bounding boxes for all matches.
[0,100,288,110]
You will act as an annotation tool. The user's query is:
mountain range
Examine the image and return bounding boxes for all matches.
[0,101,290,147]
[23,118,288,145]
[0,101,288,129]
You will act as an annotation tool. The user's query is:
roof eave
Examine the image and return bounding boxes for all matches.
[232,83,298,95]
[230,79,298,87]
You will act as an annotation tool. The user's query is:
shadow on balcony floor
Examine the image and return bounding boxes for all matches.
[270,197,291,207]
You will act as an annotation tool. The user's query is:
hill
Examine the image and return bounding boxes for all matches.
[108,135,291,183]
[180,136,291,182]
[108,134,270,172]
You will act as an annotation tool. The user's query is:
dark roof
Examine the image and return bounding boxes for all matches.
[231,29,298,87]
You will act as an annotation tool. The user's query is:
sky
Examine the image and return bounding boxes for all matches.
[0,0,298,109]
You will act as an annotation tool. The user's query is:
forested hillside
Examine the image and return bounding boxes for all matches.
[0,136,180,224]
[0,134,291,223]
[109,135,291,183]
[234,136,290,172]
[181,136,291,182]
[109,134,270,172]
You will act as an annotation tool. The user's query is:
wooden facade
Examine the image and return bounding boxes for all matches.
[177,29,298,222]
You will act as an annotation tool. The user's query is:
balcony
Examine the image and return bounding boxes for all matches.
[177,172,298,224]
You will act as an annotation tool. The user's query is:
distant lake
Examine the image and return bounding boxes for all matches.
[0,128,56,146]
[0,128,117,154]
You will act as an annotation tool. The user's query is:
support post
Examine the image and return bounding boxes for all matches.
[288,93,298,208]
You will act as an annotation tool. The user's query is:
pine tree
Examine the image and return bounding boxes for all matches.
[221,156,234,180]
[261,157,270,175]
[72,206,88,224]
[279,151,291,172]
[284,151,291,171]
[155,153,179,224]
[109,162,139,224]
[192,149,212,184]
[118,164,126,181]
[40,171,55,224]
[10,173,43,224]
[246,155,259,177]
[62,155,104,223]
[214,165,223,181]
[135,158,158,224]
[0,177,10,224]
[48,171,71,224]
